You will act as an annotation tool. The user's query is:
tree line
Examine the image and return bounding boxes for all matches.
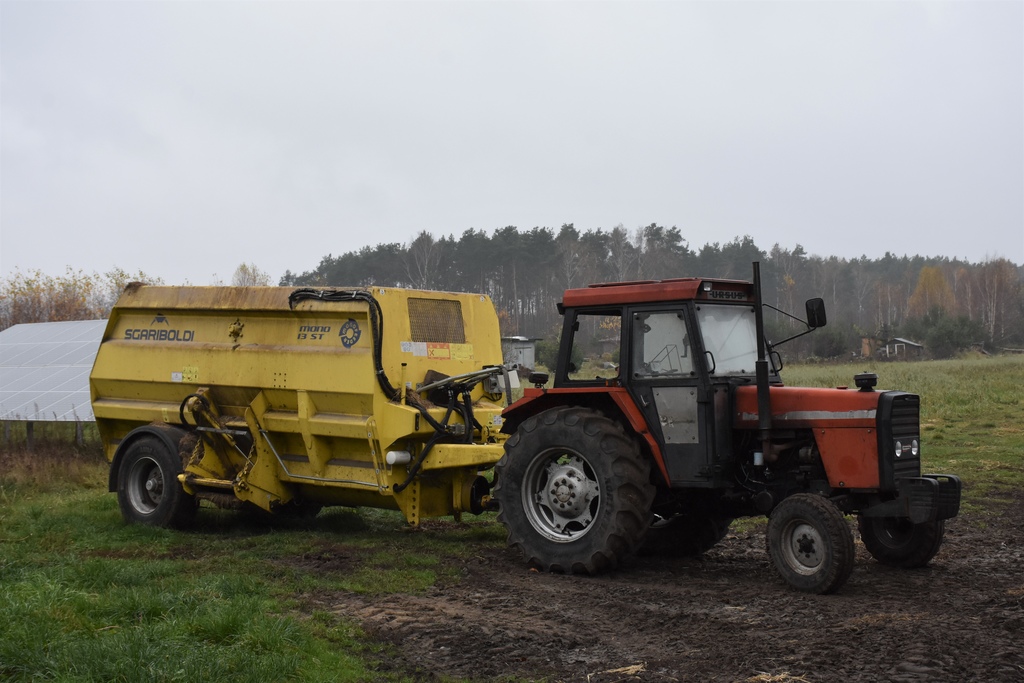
[2,226,1020,360]
[280,224,1023,360]
[0,268,157,332]
[0,264,271,332]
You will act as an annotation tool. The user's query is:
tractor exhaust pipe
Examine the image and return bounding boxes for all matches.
[752,262,772,458]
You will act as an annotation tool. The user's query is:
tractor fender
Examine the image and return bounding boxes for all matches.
[502,386,671,485]
[108,423,191,492]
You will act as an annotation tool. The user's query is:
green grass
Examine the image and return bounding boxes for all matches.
[0,457,501,682]
[0,489,380,681]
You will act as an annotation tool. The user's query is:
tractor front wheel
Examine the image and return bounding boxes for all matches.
[766,494,855,594]
[858,516,945,568]
[494,407,654,574]
[117,436,197,528]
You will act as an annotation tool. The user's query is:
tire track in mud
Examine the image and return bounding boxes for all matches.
[303,508,1024,683]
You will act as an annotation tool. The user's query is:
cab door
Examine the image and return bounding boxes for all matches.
[627,308,716,486]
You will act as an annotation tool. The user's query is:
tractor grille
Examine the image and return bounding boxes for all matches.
[877,392,921,490]
[408,298,466,343]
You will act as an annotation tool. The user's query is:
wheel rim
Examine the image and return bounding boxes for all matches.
[780,519,825,575]
[126,456,164,515]
[521,448,601,543]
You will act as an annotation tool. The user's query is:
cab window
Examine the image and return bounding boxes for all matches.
[696,304,758,375]
[632,311,693,378]
[565,311,621,382]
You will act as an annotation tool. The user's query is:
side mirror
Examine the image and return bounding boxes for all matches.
[805,298,827,329]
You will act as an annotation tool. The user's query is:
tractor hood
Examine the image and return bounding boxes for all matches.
[734,385,882,430]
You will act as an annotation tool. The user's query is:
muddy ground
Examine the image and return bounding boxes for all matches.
[301,495,1023,683]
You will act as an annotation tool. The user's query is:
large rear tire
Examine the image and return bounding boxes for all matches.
[766,493,855,594]
[494,407,654,574]
[117,436,197,528]
[858,516,945,568]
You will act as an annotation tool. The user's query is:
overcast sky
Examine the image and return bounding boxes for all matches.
[2,1,1022,286]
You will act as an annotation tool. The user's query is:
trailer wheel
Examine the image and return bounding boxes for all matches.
[494,407,654,574]
[640,513,733,557]
[766,494,854,594]
[117,436,197,528]
[858,516,945,568]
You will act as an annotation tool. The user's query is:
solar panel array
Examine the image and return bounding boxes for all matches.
[0,320,107,422]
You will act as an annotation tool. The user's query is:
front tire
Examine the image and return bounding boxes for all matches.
[494,407,654,574]
[766,494,855,594]
[858,516,945,568]
[117,436,197,528]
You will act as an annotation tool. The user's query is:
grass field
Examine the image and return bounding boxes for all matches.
[1,355,1021,681]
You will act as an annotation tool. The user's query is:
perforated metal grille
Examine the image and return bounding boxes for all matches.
[877,392,921,490]
[408,298,466,343]
[888,394,921,482]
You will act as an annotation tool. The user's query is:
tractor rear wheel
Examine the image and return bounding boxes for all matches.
[494,407,654,574]
[117,436,197,528]
[766,493,855,594]
[858,516,945,568]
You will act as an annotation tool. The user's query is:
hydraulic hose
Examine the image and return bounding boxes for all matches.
[288,288,400,401]
[394,380,484,492]
[392,432,442,494]
[393,398,459,493]
[178,393,211,428]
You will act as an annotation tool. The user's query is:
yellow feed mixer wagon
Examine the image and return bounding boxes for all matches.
[89,285,513,527]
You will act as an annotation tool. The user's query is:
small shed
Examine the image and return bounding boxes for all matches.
[502,336,540,369]
[861,336,925,360]
[881,337,924,360]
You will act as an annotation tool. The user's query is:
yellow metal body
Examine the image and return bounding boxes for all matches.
[90,285,507,523]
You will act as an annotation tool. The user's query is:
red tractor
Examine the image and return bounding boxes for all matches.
[494,263,960,593]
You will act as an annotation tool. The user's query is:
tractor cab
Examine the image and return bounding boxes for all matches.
[542,276,820,488]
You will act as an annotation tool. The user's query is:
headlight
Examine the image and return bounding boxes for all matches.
[894,440,919,458]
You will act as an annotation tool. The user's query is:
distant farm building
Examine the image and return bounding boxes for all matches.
[861,336,924,360]
[502,336,540,370]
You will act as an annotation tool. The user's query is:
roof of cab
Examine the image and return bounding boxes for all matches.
[559,277,754,310]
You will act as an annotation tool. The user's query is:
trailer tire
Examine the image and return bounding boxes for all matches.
[117,436,197,528]
[858,516,945,568]
[640,513,733,557]
[767,494,854,594]
[494,407,654,574]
